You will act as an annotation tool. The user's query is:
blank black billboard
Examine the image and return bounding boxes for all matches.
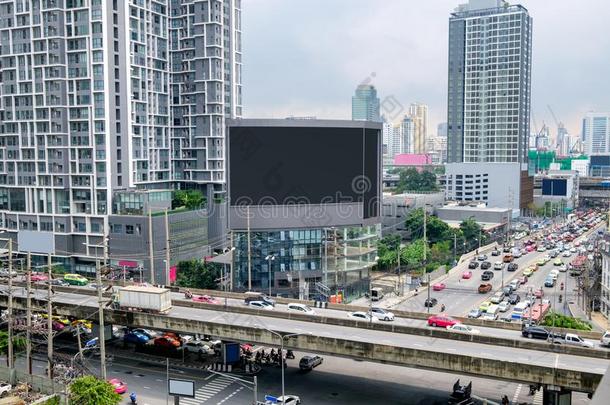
[228,125,379,219]
[542,179,567,196]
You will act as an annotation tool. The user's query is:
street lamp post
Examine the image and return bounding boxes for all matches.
[370,256,379,324]
[223,247,236,293]
[258,327,311,401]
[265,254,276,297]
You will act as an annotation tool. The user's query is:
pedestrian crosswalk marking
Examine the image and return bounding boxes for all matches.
[533,389,543,405]
[179,376,235,405]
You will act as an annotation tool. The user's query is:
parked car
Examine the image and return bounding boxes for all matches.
[432,283,446,291]
[478,283,492,293]
[348,311,377,322]
[468,261,479,269]
[467,308,482,318]
[508,294,521,305]
[481,271,494,281]
[427,315,459,328]
[424,298,438,308]
[369,307,395,321]
[480,261,492,269]
[108,378,127,395]
[299,355,323,371]
[507,263,518,272]
[462,271,473,279]
[287,303,316,315]
[447,324,480,335]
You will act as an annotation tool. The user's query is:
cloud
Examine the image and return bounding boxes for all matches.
[242,0,610,136]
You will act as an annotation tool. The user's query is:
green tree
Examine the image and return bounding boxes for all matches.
[459,218,481,242]
[172,190,205,210]
[69,376,121,405]
[404,208,451,242]
[175,259,221,289]
[395,168,438,193]
[376,234,401,270]
[400,239,429,272]
[430,240,453,266]
[0,331,26,356]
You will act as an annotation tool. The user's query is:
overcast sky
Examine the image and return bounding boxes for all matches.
[242,0,610,137]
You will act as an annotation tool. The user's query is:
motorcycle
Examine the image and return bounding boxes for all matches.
[184,290,193,299]
[130,392,137,404]
[286,350,295,359]
[559,294,563,303]
[560,282,564,291]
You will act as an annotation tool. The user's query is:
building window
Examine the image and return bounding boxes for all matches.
[126,225,134,234]
[111,224,123,233]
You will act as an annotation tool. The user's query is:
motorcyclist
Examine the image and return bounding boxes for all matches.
[130,392,137,404]
[184,290,193,299]
[441,304,446,312]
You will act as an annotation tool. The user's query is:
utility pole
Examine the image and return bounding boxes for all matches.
[7,238,13,370]
[423,206,427,263]
[148,208,155,284]
[97,242,108,380]
[247,206,252,290]
[164,208,171,285]
[396,245,401,295]
[46,253,53,379]
[26,252,32,374]
[426,273,431,314]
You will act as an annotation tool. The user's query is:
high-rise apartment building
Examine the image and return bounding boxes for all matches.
[409,103,428,154]
[0,0,241,274]
[445,0,533,210]
[583,112,610,155]
[352,84,380,122]
[382,115,413,158]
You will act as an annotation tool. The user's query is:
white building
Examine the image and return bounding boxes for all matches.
[409,103,428,154]
[583,112,610,155]
[446,0,533,211]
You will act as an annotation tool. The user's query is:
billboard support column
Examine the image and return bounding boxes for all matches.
[247,206,252,290]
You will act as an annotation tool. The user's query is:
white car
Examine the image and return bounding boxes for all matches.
[447,324,480,335]
[287,303,316,315]
[267,395,301,405]
[558,264,568,272]
[184,340,215,355]
[562,251,572,257]
[570,247,577,253]
[370,307,395,321]
[498,301,510,312]
[493,261,504,270]
[0,383,11,397]
[601,330,610,347]
[348,311,377,322]
[481,312,497,321]
[248,301,274,310]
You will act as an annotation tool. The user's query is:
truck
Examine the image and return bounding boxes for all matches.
[370,287,384,302]
[113,286,172,314]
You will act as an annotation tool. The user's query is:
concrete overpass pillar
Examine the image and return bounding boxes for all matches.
[543,385,572,405]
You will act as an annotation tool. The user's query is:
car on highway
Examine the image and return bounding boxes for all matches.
[498,301,510,312]
[424,298,438,307]
[30,273,49,282]
[479,301,492,312]
[601,330,610,347]
[131,328,158,339]
[522,268,534,277]
[299,355,324,371]
[108,378,127,394]
[558,263,568,272]
[244,292,276,307]
[503,254,513,263]
[549,250,558,258]
[508,294,521,305]
[49,279,70,287]
[508,279,520,291]
[522,325,553,340]
[63,273,89,286]
[287,303,316,315]
[369,307,395,321]
[248,301,274,310]
[480,261,492,269]
[154,336,181,348]
[493,261,504,270]
[468,261,479,269]
[490,291,505,304]
[427,315,459,328]
[268,395,301,405]
[467,308,482,318]
[462,271,473,279]
[447,324,480,335]
[477,254,488,261]
[192,295,221,304]
[481,271,494,281]
[518,276,528,285]
[502,286,514,296]
[432,283,446,291]
[481,312,497,321]
[491,249,501,256]
[503,246,511,253]
[536,258,547,266]
[537,246,546,252]
[544,277,555,288]
[553,258,563,266]
[348,311,377,322]
[507,263,518,272]
[478,283,492,293]
[534,288,544,298]
[562,250,572,257]
[184,340,215,355]
[0,383,11,398]
[123,331,149,345]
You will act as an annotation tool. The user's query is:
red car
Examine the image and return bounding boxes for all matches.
[534,288,544,298]
[108,378,127,394]
[462,271,472,279]
[432,283,446,291]
[518,276,527,285]
[31,273,48,282]
[154,336,181,348]
[192,295,220,305]
[427,315,459,328]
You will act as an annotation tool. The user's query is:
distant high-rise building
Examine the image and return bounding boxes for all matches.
[352,84,381,122]
[556,123,570,156]
[409,103,428,153]
[445,0,533,210]
[400,116,415,154]
[583,112,610,155]
[437,122,448,138]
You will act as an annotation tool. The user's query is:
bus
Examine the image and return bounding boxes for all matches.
[523,303,550,323]
[511,302,529,321]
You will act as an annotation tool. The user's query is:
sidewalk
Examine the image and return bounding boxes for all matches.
[591,312,609,332]
[567,301,606,332]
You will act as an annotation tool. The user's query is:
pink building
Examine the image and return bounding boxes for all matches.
[393,153,433,168]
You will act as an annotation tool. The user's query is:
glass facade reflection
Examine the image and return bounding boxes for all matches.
[233,224,379,302]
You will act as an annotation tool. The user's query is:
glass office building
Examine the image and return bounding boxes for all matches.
[232,224,379,301]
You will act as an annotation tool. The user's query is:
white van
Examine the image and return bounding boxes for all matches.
[549,269,559,281]
[287,303,316,315]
